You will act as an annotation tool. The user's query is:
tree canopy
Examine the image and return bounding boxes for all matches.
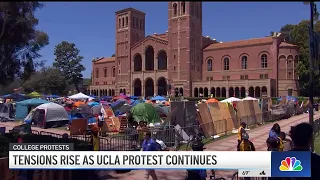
[276,20,320,96]
[0,2,49,85]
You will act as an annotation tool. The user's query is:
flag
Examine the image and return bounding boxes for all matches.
[308,25,320,70]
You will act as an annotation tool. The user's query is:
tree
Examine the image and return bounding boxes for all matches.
[277,20,320,96]
[0,2,49,85]
[53,41,86,92]
[22,67,68,95]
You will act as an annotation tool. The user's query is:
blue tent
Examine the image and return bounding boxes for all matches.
[1,93,26,101]
[15,98,50,119]
[130,96,139,100]
[151,96,166,101]
[277,96,297,102]
[47,94,60,98]
[88,101,100,107]
[130,100,143,107]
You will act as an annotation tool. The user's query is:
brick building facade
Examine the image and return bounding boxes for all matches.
[90,2,299,98]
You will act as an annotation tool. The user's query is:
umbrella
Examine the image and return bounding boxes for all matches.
[110,99,127,111]
[88,101,100,106]
[206,98,219,103]
[130,103,161,123]
[151,96,166,101]
[27,91,42,98]
[130,96,139,100]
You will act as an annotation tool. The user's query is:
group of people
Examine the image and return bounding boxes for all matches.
[236,121,320,179]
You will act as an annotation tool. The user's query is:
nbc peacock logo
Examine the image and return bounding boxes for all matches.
[279,157,303,171]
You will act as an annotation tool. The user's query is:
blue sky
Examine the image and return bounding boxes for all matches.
[35,2,316,78]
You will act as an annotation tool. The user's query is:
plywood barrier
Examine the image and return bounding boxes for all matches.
[207,102,222,122]
[252,100,263,124]
[0,158,72,180]
[218,102,236,131]
[197,103,215,137]
[70,118,88,135]
[242,101,256,126]
[101,117,120,133]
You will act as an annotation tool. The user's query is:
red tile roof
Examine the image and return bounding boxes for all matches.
[94,57,115,64]
[151,33,168,41]
[204,37,274,50]
[279,42,297,47]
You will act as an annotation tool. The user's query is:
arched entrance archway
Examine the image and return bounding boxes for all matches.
[199,88,204,97]
[210,87,215,97]
[179,88,184,96]
[235,87,240,97]
[133,79,142,96]
[216,87,221,97]
[229,87,234,97]
[145,78,154,97]
[120,89,123,94]
[175,88,179,97]
[221,87,226,97]
[157,77,167,96]
[255,87,261,98]
[204,87,209,97]
[194,88,199,97]
[248,87,254,97]
[240,87,246,98]
[112,89,115,96]
[123,89,126,95]
[261,86,267,97]
[108,89,111,96]
[145,46,154,71]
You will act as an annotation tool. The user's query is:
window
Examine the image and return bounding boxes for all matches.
[210,77,213,81]
[288,89,293,96]
[223,57,229,70]
[173,66,176,71]
[207,59,213,71]
[174,55,176,59]
[241,56,247,69]
[104,68,107,77]
[181,2,186,14]
[245,75,248,79]
[122,17,124,27]
[126,17,128,26]
[112,67,115,77]
[223,76,230,80]
[261,54,268,68]
[118,18,121,28]
[240,75,249,80]
[96,68,99,78]
[259,74,268,79]
[173,3,177,16]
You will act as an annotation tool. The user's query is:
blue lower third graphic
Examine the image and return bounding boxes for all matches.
[271,151,311,177]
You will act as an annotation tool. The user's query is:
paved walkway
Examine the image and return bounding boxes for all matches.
[1,112,319,179]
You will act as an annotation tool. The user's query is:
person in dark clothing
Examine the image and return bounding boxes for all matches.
[285,123,320,180]
[186,137,207,180]
[266,137,279,151]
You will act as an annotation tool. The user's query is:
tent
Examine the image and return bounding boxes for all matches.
[243,97,258,101]
[68,92,92,99]
[130,103,161,123]
[220,97,242,103]
[206,98,219,103]
[151,96,166,101]
[24,103,69,128]
[15,98,50,119]
[27,91,42,98]
[0,103,15,120]
[1,93,26,101]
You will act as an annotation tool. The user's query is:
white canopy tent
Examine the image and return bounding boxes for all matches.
[220,97,242,103]
[68,92,93,99]
[242,96,258,101]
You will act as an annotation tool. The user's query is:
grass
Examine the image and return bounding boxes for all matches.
[315,136,320,154]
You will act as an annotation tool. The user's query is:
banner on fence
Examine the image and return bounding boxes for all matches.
[8,150,311,178]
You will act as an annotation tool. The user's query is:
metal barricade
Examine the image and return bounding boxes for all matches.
[39,131,63,139]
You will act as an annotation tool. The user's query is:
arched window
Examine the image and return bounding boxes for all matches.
[96,68,99,78]
[261,54,268,68]
[112,67,115,77]
[118,18,121,28]
[122,17,124,27]
[181,2,186,14]
[104,68,107,77]
[125,17,128,26]
[223,58,229,70]
[207,59,213,71]
[241,56,247,69]
[173,3,177,16]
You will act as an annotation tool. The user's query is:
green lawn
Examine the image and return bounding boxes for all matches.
[315,136,320,154]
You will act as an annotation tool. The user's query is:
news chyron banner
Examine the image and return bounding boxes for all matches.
[9,144,311,178]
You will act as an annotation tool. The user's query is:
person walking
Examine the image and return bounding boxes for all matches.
[237,122,247,151]
[142,131,159,180]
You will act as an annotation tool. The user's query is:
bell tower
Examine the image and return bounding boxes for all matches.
[167,2,203,96]
[115,8,145,95]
